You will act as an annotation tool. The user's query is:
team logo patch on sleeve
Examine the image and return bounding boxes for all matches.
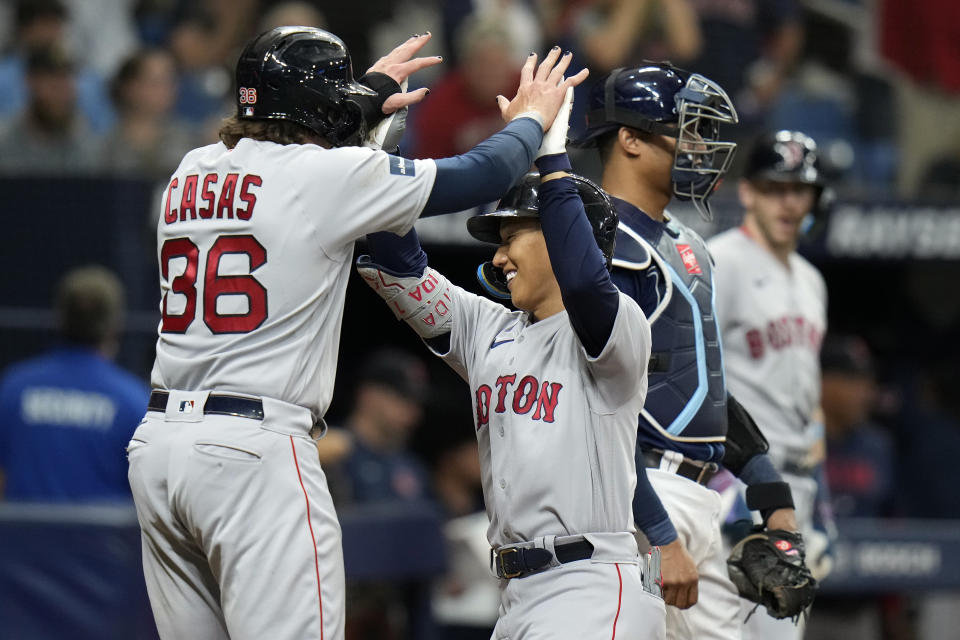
[389,156,415,177]
[676,244,702,275]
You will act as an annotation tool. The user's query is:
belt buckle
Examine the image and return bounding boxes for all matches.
[497,548,523,579]
[695,462,718,484]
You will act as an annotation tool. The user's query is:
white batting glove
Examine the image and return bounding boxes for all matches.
[536,85,573,159]
[804,529,834,582]
[363,79,408,153]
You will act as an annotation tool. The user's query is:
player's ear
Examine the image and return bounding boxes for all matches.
[617,127,643,158]
[737,179,754,209]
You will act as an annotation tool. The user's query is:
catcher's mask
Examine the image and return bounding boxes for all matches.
[574,62,739,221]
[467,172,618,299]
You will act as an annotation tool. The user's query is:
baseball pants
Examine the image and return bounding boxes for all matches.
[127,390,344,640]
[648,469,743,640]
[492,547,665,640]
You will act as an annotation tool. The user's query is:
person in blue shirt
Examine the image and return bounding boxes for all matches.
[0,266,149,502]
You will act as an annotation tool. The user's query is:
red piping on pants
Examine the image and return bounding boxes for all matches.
[291,436,324,639]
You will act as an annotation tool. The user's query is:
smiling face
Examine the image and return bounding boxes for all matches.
[491,218,563,320]
[739,179,817,258]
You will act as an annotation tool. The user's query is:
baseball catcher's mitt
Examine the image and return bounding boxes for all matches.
[727,529,817,620]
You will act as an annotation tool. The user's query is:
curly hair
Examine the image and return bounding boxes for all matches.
[218,115,323,149]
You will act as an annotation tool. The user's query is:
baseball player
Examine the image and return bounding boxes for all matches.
[708,130,833,639]
[126,27,587,640]
[573,64,810,639]
[356,90,668,639]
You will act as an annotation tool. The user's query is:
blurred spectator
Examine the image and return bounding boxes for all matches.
[410,18,520,160]
[821,334,896,519]
[168,0,258,130]
[687,0,803,134]
[0,266,149,502]
[881,0,960,198]
[0,44,103,175]
[321,348,432,506]
[420,403,498,640]
[441,0,542,66]
[0,0,114,133]
[100,48,198,178]
[61,0,139,78]
[259,1,327,32]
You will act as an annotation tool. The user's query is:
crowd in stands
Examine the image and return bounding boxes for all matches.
[0,0,956,199]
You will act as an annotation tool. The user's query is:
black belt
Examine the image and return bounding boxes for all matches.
[644,449,718,486]
[493,539,594,579]
[148,390,264,421]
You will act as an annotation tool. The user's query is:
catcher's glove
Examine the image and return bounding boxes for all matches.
[727,529,817,621]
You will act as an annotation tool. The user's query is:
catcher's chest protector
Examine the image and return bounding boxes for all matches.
[616,217,727,442]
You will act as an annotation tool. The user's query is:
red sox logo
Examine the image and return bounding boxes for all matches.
[474,375,563,430]
[676,244,702,275]
[774,140,805,171]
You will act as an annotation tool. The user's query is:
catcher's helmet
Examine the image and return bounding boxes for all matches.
[743,130,835,228]
[235,26,376,146]
[467,172,618,299]
[575,63,739,221]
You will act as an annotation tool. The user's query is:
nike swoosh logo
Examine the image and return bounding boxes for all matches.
[490,339,514,349]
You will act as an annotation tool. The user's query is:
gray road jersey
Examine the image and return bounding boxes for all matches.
[431,282,651,549]
[708,229,827,464]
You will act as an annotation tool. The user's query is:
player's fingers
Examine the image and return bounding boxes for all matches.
[391,55,443,80]
[382,87,429,113]
[496,95,510,120]
[547,51,573,85]
[561,67,590,90]
[519,52,536,85]
[535,46,562,82]
[386,31,433,63]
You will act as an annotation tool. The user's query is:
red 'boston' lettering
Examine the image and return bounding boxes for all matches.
[746,329,764,359]
[512,375,538,415]
[494,374,517,413]
[532,382,563,423]
[179,174,198,221]
[237,174,262,220]
[475,385,492,430]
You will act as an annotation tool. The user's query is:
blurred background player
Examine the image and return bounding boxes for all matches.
[0,265,148,502]
[709,130,834,639]
[575,63,807,639]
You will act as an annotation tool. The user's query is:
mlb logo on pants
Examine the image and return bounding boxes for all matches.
[179,400,195,413]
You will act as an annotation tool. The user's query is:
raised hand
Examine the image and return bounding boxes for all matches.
[366,32,442,114]
[496,47,589,131]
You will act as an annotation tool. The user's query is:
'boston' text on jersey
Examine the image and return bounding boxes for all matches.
[164,173,263,224]
[474,375,563,429]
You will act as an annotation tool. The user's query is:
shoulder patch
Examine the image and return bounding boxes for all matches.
[388,155,415,177]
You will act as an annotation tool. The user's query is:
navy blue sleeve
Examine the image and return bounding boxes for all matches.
[534,154,618,358]
[365,228,428,276]
[738,453,783,486]
[611,266,662,320]
[634,447,678,546]
[422,117,542,216]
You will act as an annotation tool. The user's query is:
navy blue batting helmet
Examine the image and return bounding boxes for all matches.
[235,27,377,146]
[467,172,618,299]
[575,63,739,221]
[744,130,835,228]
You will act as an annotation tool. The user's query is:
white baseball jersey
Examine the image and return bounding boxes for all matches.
[707,228,827,466]
[428,278,665,640]
[431,283,650,549]
[150,139,437,418]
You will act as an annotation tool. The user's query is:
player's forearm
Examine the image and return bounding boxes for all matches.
[365,228,427,275]
[422,117,542,216]
[535,154,619,357]
[634,461,678,546]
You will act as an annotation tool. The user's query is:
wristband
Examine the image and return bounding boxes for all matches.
[746,481,795,521]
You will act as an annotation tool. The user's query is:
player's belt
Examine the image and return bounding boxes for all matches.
[493,538,594,579]
[644,449,718,486]
[148,390,264,421]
